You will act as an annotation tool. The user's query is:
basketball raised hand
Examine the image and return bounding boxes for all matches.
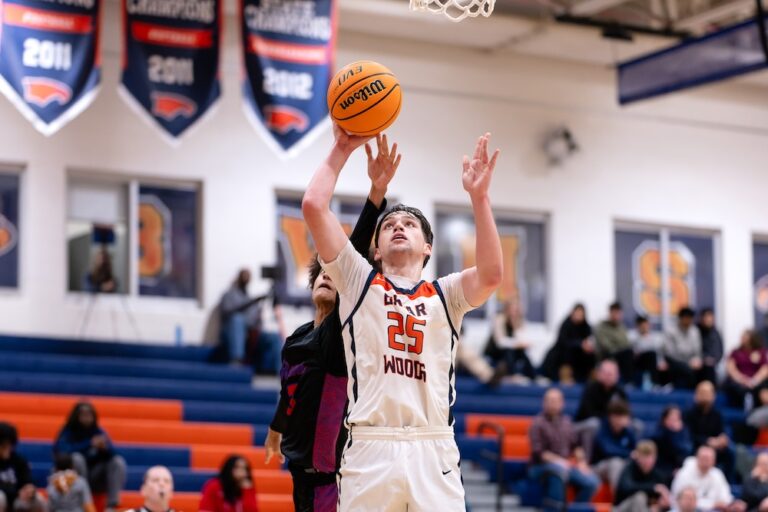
[366,133,402,193]
[462,133,500,198]
[333,123,372,156]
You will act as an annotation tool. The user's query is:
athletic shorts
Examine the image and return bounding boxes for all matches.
[288,464,338,512]
[338,426,465,512]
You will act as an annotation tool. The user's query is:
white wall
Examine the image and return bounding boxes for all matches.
[1,3,767,358]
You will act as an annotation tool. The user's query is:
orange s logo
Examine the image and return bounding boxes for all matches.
[633,241,695,318]
[756,275,768,314]
[460,230,523,303]
[0,214,18,257]
[139,196,171,279]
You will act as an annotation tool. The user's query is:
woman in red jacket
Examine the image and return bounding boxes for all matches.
[199,455,258,512]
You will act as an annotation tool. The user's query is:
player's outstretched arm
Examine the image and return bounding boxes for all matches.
[302,124,372,263]
[460,133,503,307]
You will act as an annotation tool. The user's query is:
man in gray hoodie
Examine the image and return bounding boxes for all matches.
[661,307,702,389]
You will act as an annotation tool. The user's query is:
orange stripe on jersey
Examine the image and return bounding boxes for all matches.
[371,273,438,300]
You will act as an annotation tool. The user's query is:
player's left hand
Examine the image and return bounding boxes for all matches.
[366,133,401,193]
[264,428,285,465]
[462,133,499,199]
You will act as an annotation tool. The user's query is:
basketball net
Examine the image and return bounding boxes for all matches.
[409,0,496,22]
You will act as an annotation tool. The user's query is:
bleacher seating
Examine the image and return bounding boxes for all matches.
[0,333,757,511]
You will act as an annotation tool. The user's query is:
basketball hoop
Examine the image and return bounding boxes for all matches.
[409,0,496,22]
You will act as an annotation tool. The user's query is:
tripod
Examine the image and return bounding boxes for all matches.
[78,291,142,342]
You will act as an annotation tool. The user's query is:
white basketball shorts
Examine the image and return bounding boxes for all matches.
[337,426,465,512]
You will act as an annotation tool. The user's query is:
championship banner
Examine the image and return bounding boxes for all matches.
[241,0,337,158]
[120,0,221,142]
[0,0,101,135]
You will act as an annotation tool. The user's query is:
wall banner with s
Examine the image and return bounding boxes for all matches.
[120,0,221,141]
[754,240,768,328]
[0,173,20,288]
[138,185,198,298]
[0,0,100,135]
[241,0,337,158]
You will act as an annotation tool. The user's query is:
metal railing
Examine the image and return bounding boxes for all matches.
[477,421,505,512]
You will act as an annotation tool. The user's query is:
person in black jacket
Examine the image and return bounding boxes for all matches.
[739,452,768,512]
[652,405,694,484]
[684,380,735,482]
[542,303,594,383]
[698,308,724,385]
[0,422,45,512]
[613,440,671,512]
[264,133,398,512]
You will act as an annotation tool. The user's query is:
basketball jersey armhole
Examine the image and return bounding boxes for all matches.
[341,269,379,329]
[433,280,459,339]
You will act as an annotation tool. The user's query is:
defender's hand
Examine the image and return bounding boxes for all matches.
[366,133,401,194]
[265,428,285,465]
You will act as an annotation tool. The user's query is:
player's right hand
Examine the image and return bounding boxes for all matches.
[333,123,372,156]
[264,428,285,465]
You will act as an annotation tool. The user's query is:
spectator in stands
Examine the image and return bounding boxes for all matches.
[528,388,599,510]
[739,451,768,512]
[84,247,117,294]
[218,269,270,367]
[591,400,636,490]
[671,446,739,512]
[685,381,735,482]
[594,302,632,383]
[575,359,627,422]
[613,440,671,512]
[760,313,768,347]
[629,315,664,389]
[458,326,504,388]
[484,299,536,382]
[662,307,703,389]
[541,303,594,383]
[123,466,175,512]
[698,308,724,385]
[672,487,699,512]
[653,405,694,484]
[199,456,257,512]
[47,453,95,512]
[0,422,45,512]
[54,402,126,512]
[724,329,768,409]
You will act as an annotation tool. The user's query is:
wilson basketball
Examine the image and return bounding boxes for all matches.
[327,61,402,136]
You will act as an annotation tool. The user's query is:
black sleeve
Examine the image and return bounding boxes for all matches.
[320,301,346,376]
[14,454,33,488]
[614,465,657,505]
[741,478,768,508]
[349,197,387,258]
[270,376,290,434]
[575,384,596,421]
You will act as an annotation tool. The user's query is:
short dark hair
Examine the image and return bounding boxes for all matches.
[374,204,433,268]
[678,307,695,319]
[307,254,322,290]
[0,422,18,446]
[607,400,631,417]
[54,453,74,471]
[635,315,649,325]
[609,301,622,311]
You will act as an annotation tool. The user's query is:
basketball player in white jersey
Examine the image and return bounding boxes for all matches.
[302,125,503,511]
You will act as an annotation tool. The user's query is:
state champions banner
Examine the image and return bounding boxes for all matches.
[0,0,101,135]
[120,0,221,142]
[241,0,336,158]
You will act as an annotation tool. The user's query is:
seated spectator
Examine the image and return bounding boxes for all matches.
[672,487,699,512]
[591,401,636,490]
[123,466,175,512]
[685,381,735,482]
[527,388,599,510]
[613,440,671,512]
[47,453,95,512]
[724,329,768,409]
[0,422,45,512]
[594,302,633,383]
[739,452,768,512]
[629,315,664,389]
[661,307,702,389]
[760,313,768,347]
[574,359,627,423]
[199,455,257,512]
[653,405,694,484]
[671,446,739,512]
[541,303,595,383]
[698,308,724,385]
[484,299,536,382]
[218,269,270,367]
[747,383,768,430]
[54,402,126,512]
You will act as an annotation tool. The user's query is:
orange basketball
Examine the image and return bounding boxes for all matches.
[327,61,402,136]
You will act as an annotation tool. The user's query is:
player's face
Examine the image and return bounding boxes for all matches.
[375,213,431,265]
[141,467,173,507]
[312,270,337,306]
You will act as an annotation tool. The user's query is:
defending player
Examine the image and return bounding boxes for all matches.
[265,134,400,511]
[302,125,503,510]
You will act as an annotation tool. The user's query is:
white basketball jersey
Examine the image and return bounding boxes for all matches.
[323,242,473,428]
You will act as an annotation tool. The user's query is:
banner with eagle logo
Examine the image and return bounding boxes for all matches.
[241,0,337,158]
[0,0,101,135]
[119,0,221,142]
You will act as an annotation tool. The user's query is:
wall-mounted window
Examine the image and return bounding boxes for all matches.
[434,206,548,323]
[67,175,200,300]
[614,223,718,329]
[754,237,768,330]
[0,169,21,289]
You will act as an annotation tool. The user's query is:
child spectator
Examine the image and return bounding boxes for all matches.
[591,400,636,490]
[199,456,257,512]
[47,454,95,512]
